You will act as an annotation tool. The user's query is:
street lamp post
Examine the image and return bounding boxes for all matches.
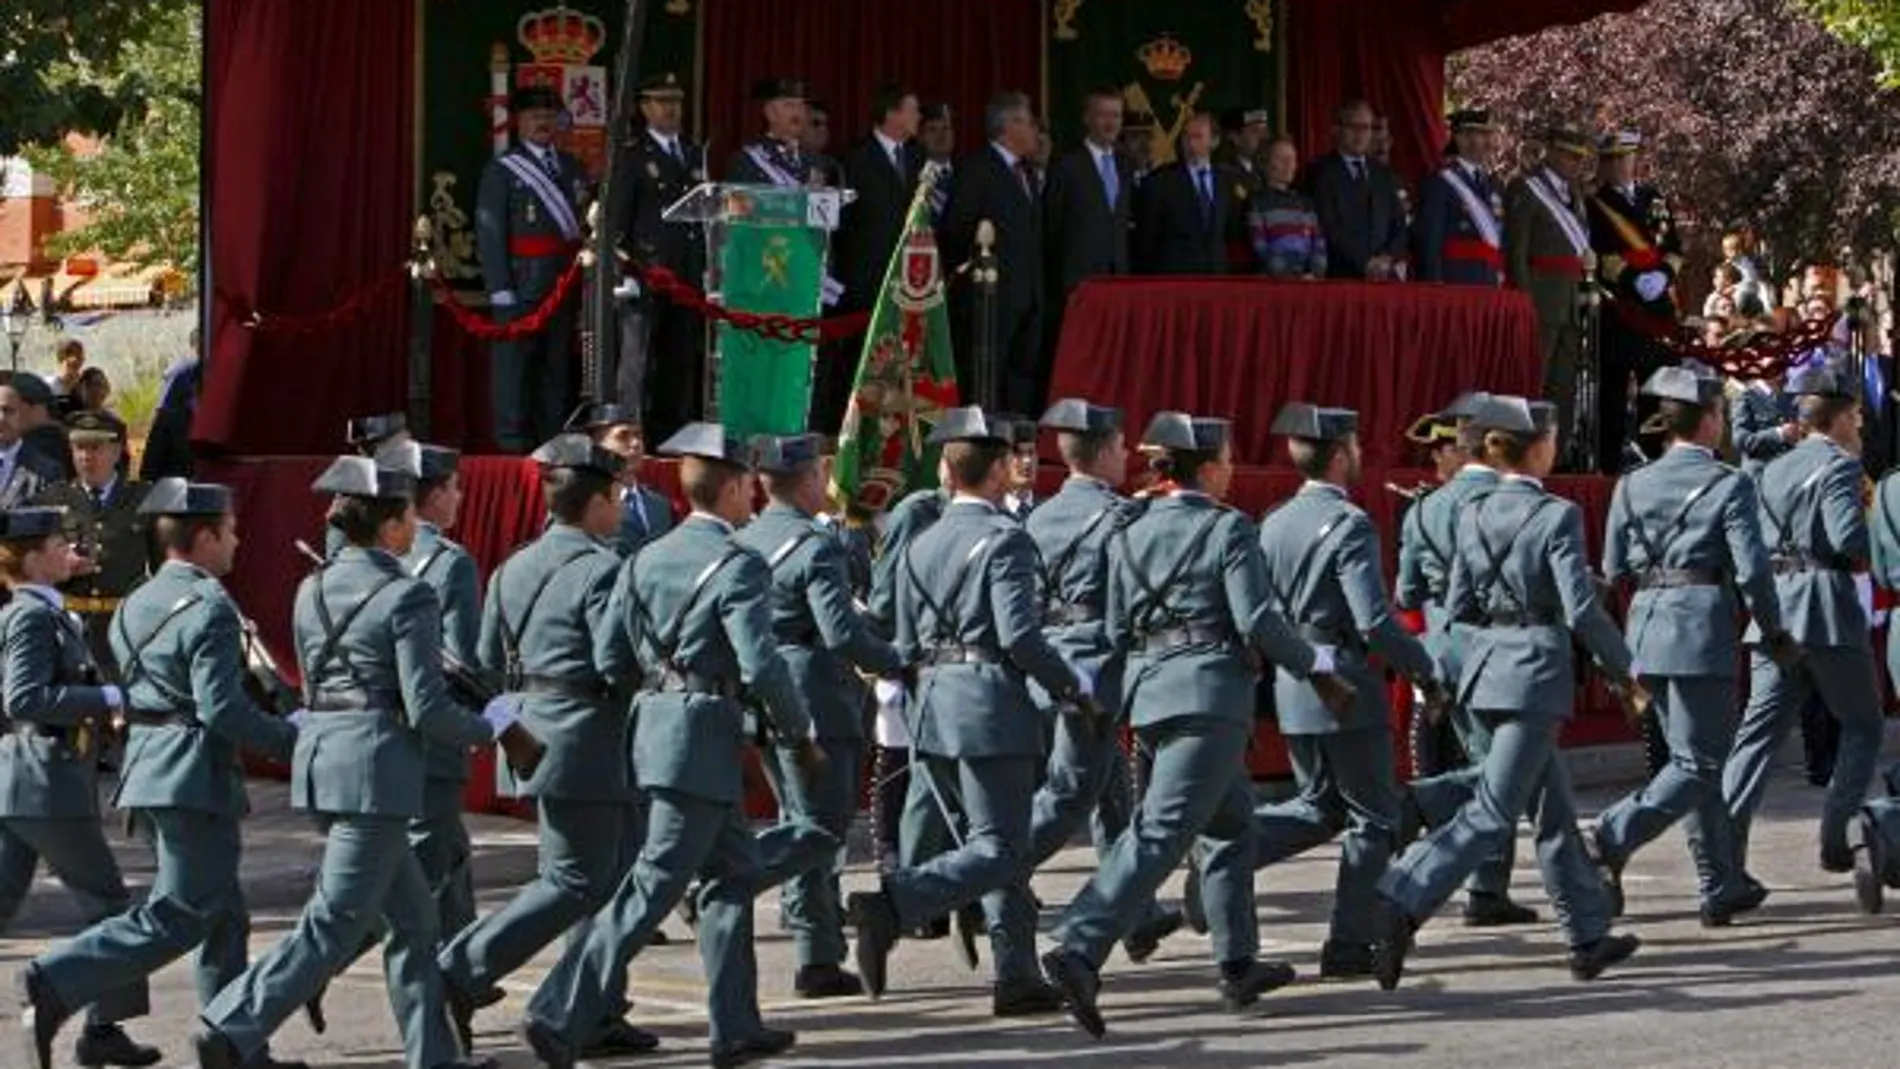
[1,289,31,372]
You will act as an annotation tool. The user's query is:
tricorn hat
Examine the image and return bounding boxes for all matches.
[925,406,1014,447]
[138,478,233,517]
[1038,398,1122,435]
[1466,395,1558,435]
[1269,403,1359,443]
[657,422,752,468]
[749,433,825,476]
[529,433,626,479]
[0,507,63,541]
[311,456,415,501]
[1139,411,1231,453]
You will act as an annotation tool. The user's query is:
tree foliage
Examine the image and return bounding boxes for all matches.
[1798,0,1900,86]
[0,0,175,153]
[1451,0,1900,263]
[20,4,200,273]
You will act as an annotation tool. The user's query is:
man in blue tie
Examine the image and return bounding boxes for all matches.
[565,403,674,557]
[1133,111,1229,274]
[1045,88,1135,308]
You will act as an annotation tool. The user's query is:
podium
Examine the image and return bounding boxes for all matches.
[663,183,854,439]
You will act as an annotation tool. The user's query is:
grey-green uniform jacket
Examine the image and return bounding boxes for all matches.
[1604,444,1782,676]
[0,589,119,819]
[600,515,813,807]
[1746,435,1869,650]
[733,503,903,742]
[111,560,297,814]
[1106,492,1320,731]
[869,488,947,638]
[1396,465,1500,679]
[1024,476,1142,717]
[404,521,480,784]
[1260,483,1432,733]
[290,547,494,818]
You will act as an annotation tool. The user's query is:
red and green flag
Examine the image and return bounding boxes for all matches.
[830,176,959,514]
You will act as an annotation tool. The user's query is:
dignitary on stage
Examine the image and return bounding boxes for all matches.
[1590,130,1685,472]
[1134,112,1229,276]
[1505,125,1597,459]
[1305,100,1408,280]
[1044,89,1136,306]
[1249,138,1327,280]
[1412,108,1505,286]
[830,84,924,429]
[728,78,818,187]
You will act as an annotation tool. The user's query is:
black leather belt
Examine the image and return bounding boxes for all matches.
[1770,554,1852,575]
[648,669,741,699]
[1637,568,1723,590]
[1480,610,1565,628]
[921,644,1005,666]
[1043,602,1102,627]
[518,675,610,702]
[122,708,195,727]
[307,691,404,712]
[1134,625,1238,654]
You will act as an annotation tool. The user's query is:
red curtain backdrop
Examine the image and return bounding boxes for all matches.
[1284,0,1447,185]
[200,0,417,457]
[698,0,1043,175]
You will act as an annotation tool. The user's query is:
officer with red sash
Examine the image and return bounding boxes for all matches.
[1412,108,1505,286]
[1589,130,1684,472]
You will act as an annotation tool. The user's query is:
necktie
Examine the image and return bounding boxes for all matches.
[1016,160,1034,199]
[626,492,648,541]
[1348,158,1364,182]
[91,487,106,511]
[1098,152,1119,206]
[889,143,904,175]
[538,148,560,180]
[1197,168,1214,221]
[665,139,681,164]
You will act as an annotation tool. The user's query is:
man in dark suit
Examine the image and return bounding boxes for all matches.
[939,90,1045,414]
[828,84,923,429]
[1134,111,1227,275]
[1045,87,1135,303]
[1304,99,1409,280]
[918,103,957,225]
[0,374,66,508]
[612,72,706,444]
[8,372,75,481]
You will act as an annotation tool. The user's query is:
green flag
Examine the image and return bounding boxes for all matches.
[716,192,827,440]
[831,178,960,515]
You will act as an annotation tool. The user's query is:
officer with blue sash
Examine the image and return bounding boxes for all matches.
[1412,108,1505,286]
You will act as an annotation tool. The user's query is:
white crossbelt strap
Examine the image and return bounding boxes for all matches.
[1443,168,1501,249]
[497,152,581,240]
[742,144,801,187]
[1528,171,1591,255]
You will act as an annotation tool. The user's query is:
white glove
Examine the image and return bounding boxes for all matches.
[821,275,844,307]
[1856,573,1876,626]
[612,277,641,300]
[1628,661,1644,682]
[1634,271,1669,303]
[482,695,521,740]
[874,678,906,711]
[1310,644,1338,675]
[1061,654,1096,700]
[489,289,518,308]
[101,685,124,711]
[287,708,311,730]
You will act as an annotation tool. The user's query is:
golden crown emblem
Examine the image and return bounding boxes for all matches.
[517,6,607,66]
[1137,35,1192,81]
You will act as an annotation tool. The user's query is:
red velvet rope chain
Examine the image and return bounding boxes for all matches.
[637,265,871,343]
[1608,295,1842,380]
[426,260,585,340]
[215,272,410,338]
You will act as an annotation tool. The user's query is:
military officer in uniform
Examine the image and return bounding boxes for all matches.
[477,84,590,454]
[846,408,1077,1015]
[1732,372,1799,479]
[564,402,674,557]
[321,414,413,558]
[612,72,706,439]
[1022,400,1181,965]
[1592,367,1793,926]
[729,78,816,188]
[435,435,654,1059]
[19,482,300,1069]
[1376,395,1644,990]
[521,423,815,1069]
[0,377,68,508]
[1505,125,1596,460]
[1722,364,1882,896]
[1040,412,1353,1038]
[1247,404,1438,981]
[192,456,539,1069]
[8,373,75,483]
[736,433,905,998]
[1002,417,1039,521]
[31,410,152,680]
[1590,130,1685,472]
[1413,108,1505,286]
[0,507,156,1069]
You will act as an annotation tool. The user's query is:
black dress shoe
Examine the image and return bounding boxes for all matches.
[1587,827,1626,918]
[1856,810,1886,915]
[709,1027,796,1069]
[19,965,70,1069]
[1461,893,1539,927]
[992,976,1064,1018]
[438,1060,498,1069]
[1374,909,1416,992]
[1217,958,1297,1012]
[74,1023,161,1068]
[1181,864,1208,935]
[1317,939,1376,981]
[952,902,983,971]
[793,964,864,999]
[443,977,484,1054]
[519,1019,575,1069]
[677,889,701,932]
[1568,932,1640,981]
[240,1052,310,1069]
[581,1017,661,1058]
[1821,841,1856,874]
[194,1032,245,1069]
[1039,949,1104,1039]
[302,985,327,1035]
[1122,907,1183,965]
[1701,880,1771,928]
[847,890,899,999]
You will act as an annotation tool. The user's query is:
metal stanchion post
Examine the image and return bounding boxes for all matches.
[407,216,436,438]
[971,220,999,411]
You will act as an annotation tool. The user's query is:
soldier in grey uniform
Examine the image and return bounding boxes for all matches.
[564,403,674,557]
[1593,367,1795,926]
[0,507,157,1069]
[1022,400,1181,965]
[19,482,300,1069]
[1731,373,1797,479]
[520,423,816,1069]
[847,409,1078,1015]
[191,456,541,1069]
[1393,392,1540,926]
[436,435,656,1060]
[1040,412,1354,1038]
[1248,404,1440,981]
[320,414,412,559]
[735,432,905,998]
[1722,363,1881,892]
[1376,395,1643,990]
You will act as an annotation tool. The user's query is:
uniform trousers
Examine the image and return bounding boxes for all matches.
[754,739,863,968]
[0,815,148,1026]
[1250,727,1397,946]
[1409,703,1519,898]
[1380,712,1610,947]
[200,814,458,1069]
[490,297,575,454]
[1028,716,1165,926]
[1056,718,1259,969]
[411,778,477,946]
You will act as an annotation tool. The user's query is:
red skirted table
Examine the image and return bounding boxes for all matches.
[1048,279,1545,471]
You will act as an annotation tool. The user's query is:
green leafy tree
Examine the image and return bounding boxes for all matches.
[0,0,173,153]
[20,4,200,273]
[1798,1,1900,86]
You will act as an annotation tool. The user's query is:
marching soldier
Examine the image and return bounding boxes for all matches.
[0,507,156,1069]
[477,84,590,454]
[1592,367,1794,926]
[520,423,816,1069]
[735,433,905,998]
[1248,404,1438,981]
[1022,400,1181,965]
[1392,392,1539,926]
[1040,412,1353,1037]
[1002,418,1039,521]
[1413,108,1505,286]
[191,456,540,1069]
[1376,395,1644,990]
[32,410,154,680]
[728,78,818,188]
[1731,370,1799,479]
[1505,125,1596,458]
[564,402,675,556]
[847,408,1079,1015]
[1722,364,1881,898]
[612,72,707,439]
[19,482,301,1069]
[1590,130,1685,472]
[436,435,656,1059]
[321,413,412,558]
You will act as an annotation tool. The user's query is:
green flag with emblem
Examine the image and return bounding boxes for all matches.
[830,174,960,515]
[715,191,828,440]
